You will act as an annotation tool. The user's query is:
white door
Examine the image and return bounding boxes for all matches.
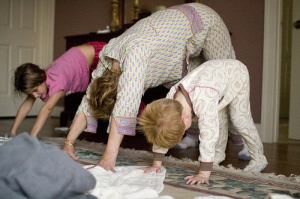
[289,0,300,140]
[0,0,54,117]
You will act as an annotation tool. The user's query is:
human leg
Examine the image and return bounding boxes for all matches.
[228,87,267,172]
[228,121,251,161]
[238,143,251,161]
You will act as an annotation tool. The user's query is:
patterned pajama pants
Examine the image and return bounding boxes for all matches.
[214,75,267,170]
[187,120,243,144]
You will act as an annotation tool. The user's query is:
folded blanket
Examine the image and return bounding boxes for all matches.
[85,165,166,199]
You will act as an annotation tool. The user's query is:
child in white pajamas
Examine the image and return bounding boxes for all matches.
[138,59,268,185]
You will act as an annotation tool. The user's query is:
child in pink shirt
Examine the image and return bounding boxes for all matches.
[11,41,106,137]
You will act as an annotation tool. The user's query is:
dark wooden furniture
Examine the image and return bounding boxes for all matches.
[64,30,125,50]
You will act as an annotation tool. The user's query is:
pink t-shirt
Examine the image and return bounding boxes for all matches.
[41,47,90,102]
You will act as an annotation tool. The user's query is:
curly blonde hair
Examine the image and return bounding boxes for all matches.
[138,98,186,149]
[87,68,121,120]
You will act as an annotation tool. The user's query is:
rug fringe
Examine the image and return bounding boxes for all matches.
[43,137,300,183]
[163,155,300,183]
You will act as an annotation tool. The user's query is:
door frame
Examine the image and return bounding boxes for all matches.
[33,1,55,113]
[260,0,282,143]
[38,1,55,70]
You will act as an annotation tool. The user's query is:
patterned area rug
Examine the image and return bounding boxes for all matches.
[41,137,300,199]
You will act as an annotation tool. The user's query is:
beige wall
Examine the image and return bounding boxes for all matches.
[203,0,264,122]
[54,0,264,123]
[54,0,112,60]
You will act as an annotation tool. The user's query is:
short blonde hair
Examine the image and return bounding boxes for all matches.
[138,98,186,149]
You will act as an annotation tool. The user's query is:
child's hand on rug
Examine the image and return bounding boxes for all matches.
[140,160,162,173]
[62,143,78,160]
[184,171,211,186]
[140,166,161,173]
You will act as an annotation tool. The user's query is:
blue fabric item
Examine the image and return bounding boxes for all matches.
[0,132,96,199]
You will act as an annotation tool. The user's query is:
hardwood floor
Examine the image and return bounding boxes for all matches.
[1,117,299,177]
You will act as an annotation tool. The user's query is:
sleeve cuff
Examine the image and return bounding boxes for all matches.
[152,144,169,154]
[153,153,165,161]
[70,114,98,133]
[114,116,137,136]
[199,162,213,171]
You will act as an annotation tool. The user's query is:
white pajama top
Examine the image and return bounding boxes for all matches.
[153,59,251,170]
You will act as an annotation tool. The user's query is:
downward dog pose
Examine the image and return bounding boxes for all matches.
[11,41,106,137]
[63,3,236,171]
[138,59,268,185]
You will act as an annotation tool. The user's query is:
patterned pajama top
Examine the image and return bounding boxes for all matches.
[153,59,255,170]
[75,3,235,135]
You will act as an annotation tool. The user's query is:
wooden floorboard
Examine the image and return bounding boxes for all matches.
[1,117,299,177]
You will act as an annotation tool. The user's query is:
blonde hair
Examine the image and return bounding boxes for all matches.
[14,63,46,97]
[138,98,186,149]
[87,68,121,120]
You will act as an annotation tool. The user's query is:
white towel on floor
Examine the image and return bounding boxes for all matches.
[84,165,166,199]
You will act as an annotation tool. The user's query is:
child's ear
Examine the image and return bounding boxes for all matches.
[182,113,188,124]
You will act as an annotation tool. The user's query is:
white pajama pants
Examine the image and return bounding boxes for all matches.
[215,75,267,170]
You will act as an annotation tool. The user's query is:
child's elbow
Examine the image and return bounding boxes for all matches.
[42,105,54,112]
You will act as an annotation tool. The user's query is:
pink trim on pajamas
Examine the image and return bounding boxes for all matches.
[169,4,204,34]
[114,116,137,136]
[72,114,98,133]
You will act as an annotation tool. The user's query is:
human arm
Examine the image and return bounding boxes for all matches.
[95,44,151,171]
[63,58,120,161]
[141,160,163,173]
[62,111,88,160]
[85,59,121,171]
[184,170,211,186]
[184,87,218,186]
[30,90,63,136]
[192,87,220,164]
[95,117,122,172]
[62,53,107,159]
[11,96,36,135]
[140,145,167,173]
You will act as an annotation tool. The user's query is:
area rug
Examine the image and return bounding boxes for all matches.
[41,137,300,199]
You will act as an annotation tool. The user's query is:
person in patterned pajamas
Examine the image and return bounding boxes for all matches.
[63,3,237,172]
[138,59,268,185]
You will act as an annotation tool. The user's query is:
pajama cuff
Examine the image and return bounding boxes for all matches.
[71,114,98,133]
[153,153,165,162]
[199,162,213,171]
[113,116,137,136]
